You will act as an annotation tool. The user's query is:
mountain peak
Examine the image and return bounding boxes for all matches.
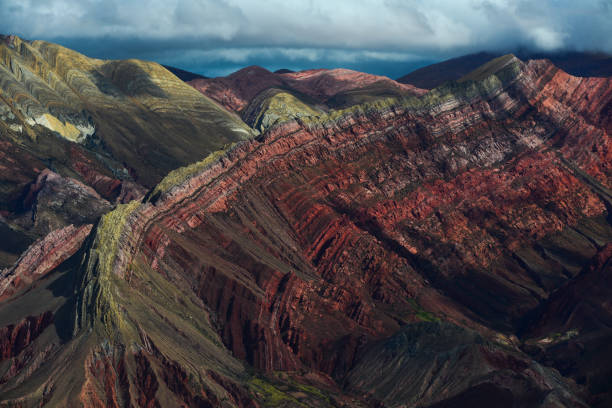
[458,53,521,83]
[0,33,20,48]
[229,65,274,78]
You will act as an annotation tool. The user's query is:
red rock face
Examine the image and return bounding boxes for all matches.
[1,55,611,406]
[0,312,53,361]
[0,223,92,301]
[105,57,611,380]
[76,338,256,408]
[189,66,425,113]
[189,66,286,112]
[280,68,426,100]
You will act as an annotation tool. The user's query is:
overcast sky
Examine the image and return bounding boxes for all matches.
[1,0,611,78]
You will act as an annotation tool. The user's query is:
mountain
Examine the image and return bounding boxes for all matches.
[188,65,426,118]
[398,50,612,89]
[162,65,208,82]
[1,36,612,407]
[0,34,254,268]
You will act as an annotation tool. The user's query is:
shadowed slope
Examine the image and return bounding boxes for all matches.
[162,65,207,82]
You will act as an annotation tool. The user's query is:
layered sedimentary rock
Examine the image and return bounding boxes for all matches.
[0,35,252,188]
[14,170,112,235]
[0,223,92,301]
[0,46,611,407]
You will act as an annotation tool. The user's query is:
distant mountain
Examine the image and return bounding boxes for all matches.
[397,52,498,89]
[188,65,425,131]
[274,68,295,74]
[162,65,208,81]
[398,50,612,88]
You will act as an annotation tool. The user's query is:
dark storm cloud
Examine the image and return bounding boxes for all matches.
[1,0,610,77]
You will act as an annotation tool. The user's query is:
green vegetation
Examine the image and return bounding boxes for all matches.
[73,199,142,337]
[95,200,140,278]
[408,298,440,323]
[248,377,304,407]
[247,374,335,407]
[250,91,322,132]
[288,379,332,404]
[151,143,236,197]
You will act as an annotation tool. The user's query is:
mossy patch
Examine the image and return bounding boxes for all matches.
[248,377,303,407]
[150,143,235,198]
[77,200,141,337]
[247,374,335,407]
[408,298,440,323]
[95,200,140,278]
[250,91,322,132]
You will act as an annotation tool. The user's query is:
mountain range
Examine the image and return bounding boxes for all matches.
[397,51,612,89]
[0,34,611,407]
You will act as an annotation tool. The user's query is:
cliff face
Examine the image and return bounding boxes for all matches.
[0,46,611,407]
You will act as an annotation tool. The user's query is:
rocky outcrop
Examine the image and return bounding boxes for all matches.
[345,322,586,407]
[0,311,53,361]
[241,89,324,132]
[15,169,111,236]
[0,223,92,300]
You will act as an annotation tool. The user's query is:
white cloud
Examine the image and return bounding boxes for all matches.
[1,0,608,52]
[528,27,567,50]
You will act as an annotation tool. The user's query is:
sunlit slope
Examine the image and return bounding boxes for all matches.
[0,35,254,187]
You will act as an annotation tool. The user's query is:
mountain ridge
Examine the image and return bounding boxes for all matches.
[398,50,612,89]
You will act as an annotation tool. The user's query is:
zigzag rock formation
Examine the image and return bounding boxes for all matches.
[0,37,611,407]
